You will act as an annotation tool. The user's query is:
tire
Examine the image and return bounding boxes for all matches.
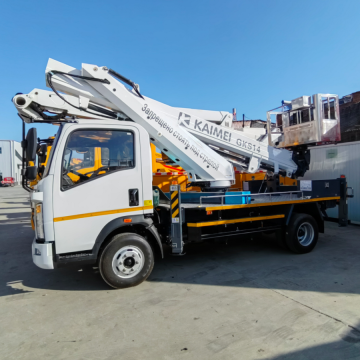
[99,232,154,289]
[285,213,318,254]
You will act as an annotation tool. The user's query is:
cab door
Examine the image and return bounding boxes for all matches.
[52,123,144,254]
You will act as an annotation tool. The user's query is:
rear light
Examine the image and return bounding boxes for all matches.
[35,204,45,241]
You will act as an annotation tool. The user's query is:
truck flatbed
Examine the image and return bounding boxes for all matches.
[162,180,348,254]
[163,192,340,210]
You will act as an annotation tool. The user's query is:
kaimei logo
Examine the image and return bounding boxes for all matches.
[179,112,261,153]
[179,112,232,142]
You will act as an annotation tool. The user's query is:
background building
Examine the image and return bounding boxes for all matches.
[301,93,360,224]
[0,140,23,185]
[339,91,360,142]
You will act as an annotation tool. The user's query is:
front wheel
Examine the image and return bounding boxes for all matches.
[99,233,154,289]
[286,213,318,254]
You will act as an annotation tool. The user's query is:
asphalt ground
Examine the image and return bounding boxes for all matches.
[1,186,360,359]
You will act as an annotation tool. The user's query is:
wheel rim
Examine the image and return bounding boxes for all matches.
[297,222,314,246]
[112,246,144,279]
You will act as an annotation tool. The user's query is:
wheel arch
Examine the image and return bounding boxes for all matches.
[92,214,163,261]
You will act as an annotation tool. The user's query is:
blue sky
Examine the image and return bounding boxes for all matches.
[1,0,360,141]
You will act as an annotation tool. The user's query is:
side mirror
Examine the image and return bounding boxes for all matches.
[26,128,37,162]
[26,166,37,181]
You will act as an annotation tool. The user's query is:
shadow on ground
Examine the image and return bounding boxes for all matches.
[1,187,360,298]
[1,219,360,297]
[148,225,360,294]
[0,201,30,207]
[268,322,360,359]
[0,216,108,295]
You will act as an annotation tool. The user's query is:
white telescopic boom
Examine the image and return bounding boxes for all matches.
[47,59,297,177]
[41,59,236,188]
[14,58,300,184]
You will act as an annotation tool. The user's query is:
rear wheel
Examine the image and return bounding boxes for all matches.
[99,233,154,289]
[286,213,318,254]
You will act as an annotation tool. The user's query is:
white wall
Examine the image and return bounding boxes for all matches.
[0,140,12,180]
[13,141,23,184]
[301,141,360,224]
[0,140,22,184]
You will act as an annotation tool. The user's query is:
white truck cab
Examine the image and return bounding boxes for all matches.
[31,120,160,280]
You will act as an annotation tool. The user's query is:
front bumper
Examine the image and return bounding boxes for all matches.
[32,238,54,269]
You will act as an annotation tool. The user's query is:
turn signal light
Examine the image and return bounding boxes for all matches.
[172,181,178,185]
[207,211,212,215]
[124,219,132,223]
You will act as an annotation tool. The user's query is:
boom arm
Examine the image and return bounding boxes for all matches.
[13,59,300,189]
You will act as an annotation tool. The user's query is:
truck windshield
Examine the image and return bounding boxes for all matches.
[42,125,63,178]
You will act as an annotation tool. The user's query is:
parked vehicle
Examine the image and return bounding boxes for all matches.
[1,177,15,187]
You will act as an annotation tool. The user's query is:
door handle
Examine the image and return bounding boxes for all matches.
[129,189,139,206]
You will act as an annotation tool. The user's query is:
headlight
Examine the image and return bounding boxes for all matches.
[35,204,45,241]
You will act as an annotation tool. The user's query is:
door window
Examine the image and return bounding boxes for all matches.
[322,97,337,120]
[61,129,134,190]
[289,112,298,126]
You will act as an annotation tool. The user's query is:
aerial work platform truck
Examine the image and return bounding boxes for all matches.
[13,59,353,288]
